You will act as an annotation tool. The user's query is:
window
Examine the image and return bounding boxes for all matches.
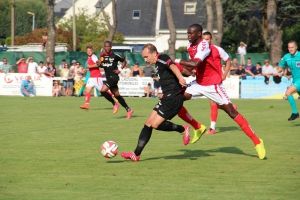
[184,2,197,15]
[132,10,141,20]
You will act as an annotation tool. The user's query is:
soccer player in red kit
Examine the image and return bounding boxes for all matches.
[80,46,117,110]
[177,24,266,160]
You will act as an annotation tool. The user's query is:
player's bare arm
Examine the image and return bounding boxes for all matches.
[170,64,186,87]
[222,59,231,80]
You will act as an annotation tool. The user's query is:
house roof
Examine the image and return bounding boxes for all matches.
[116,0,206,37]
[116,0,158,37]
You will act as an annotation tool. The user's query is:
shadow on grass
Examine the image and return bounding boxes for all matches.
[107,146,256,163]
[217,126,239,133]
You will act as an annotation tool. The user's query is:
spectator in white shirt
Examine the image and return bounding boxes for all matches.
[26,57,38,74]
[237,42,247,65]
[262,59,275,84]
[37,61,47,76]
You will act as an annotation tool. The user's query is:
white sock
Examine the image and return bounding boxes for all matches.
[210,121,216,130]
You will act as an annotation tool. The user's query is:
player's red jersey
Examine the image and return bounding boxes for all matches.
[187,40,223,85]
[87,54,101,77]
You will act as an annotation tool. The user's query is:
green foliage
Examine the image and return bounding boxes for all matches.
[283,23,300,53]
[58,9,124,51]
[0,0,47,41]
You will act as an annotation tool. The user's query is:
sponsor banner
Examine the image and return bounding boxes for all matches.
[118,77,153,97]
[240,76,291,99]
[0,73,52,96]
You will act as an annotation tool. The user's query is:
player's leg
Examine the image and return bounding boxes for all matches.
[100,84,119,113]
[208,100,218,134]
[80,86,92,109]
[285,85,299,121]
[110,86,133,119]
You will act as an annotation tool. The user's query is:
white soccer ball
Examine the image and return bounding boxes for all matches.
[101,141,118,158]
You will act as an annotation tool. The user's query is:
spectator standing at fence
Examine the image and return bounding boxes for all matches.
[119,64,131,78]
[244,58,255,77]
[251,62,262,76]
[37,61,47,76]
[60,63,69,95]
[45,62,56,77]
[237,42,247,65]
[16,57,28,73]
[262,59,275,84]
[277,40,300,121]
[67,61,76,96]
[230,58,239,75]
[26,57,38,74]
[143,64,155,77]
[20,75,35,96]
[130,62,143,77]
[57,59,67,76]
[0,58,13,73]
[235,64,247,79]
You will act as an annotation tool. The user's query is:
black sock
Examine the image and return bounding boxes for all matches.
[101,92,115,106]
[134,125,153,156]
[115,95,130,111]
[156,121,185,133]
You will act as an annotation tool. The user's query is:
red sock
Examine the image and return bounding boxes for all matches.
[85,93,91,104]
[210,102,218,122]
[178,106,201,129]
[234,114,260,145]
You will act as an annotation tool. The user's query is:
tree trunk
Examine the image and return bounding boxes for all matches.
[164,0,176,60]
[101,0,117,42]
[45,0,56,63]
[205,0,213,33]
[267,0,282,63]
[213,0,223,45]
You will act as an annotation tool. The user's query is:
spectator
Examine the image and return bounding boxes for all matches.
[0,58,13,73]
[152,73,161,97]
[57,59,67,76]
[144,82,153,97]
[273,62,284,84]
[45,62,56,77]
[52,81,62,97]
[142,64,155,77]
[60,62,69,95]
[20,75,35,97]
[245,57,255,77]
[251,62,262,76]
[230,58,239,75]
[130,62,143,77]
[119,64,131,78]
[73,62,85,96]
[37,61,47,76]
[67,61,76,96]
[262,59,275,84]
[16,57,28,73]
[235,64,247,79]
[26,57,38,74]
[237,41,247,65]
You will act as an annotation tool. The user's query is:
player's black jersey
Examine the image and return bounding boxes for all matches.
[155,54,182,96]
[99,51,125,79]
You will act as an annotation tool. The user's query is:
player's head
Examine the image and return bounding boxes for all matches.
[86,45,93,56]
[142,43,158,64]
[202,31,212,44]
[187,24,203,44]
[103,41,112,53]
[287,40,298,55]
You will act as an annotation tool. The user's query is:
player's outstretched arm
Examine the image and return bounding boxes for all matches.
[170,64,186,87]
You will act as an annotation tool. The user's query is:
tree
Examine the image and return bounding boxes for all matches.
[164,0,176,59]
[213,0,223,45]
[58,9,123,51]
[99,0,117,42]
[205,0,213,33]
[45,0,56,63]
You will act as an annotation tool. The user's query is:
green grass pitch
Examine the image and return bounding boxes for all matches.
[0,96,299,200]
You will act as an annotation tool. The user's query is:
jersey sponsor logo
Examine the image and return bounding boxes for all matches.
[296,61,300,68]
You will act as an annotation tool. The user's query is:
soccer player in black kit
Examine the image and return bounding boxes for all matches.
[98,41,133,119]
[121,43,190,161]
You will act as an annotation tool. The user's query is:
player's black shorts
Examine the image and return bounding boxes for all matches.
[153,94,184,120]
[104,76,119,89]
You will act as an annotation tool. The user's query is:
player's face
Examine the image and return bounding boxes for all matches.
[104,43,112,53]
[87,48,93,56]
[142,48,157,64]
[203,34,212,44]
[187,27,201,44]
[288,42,297,55]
